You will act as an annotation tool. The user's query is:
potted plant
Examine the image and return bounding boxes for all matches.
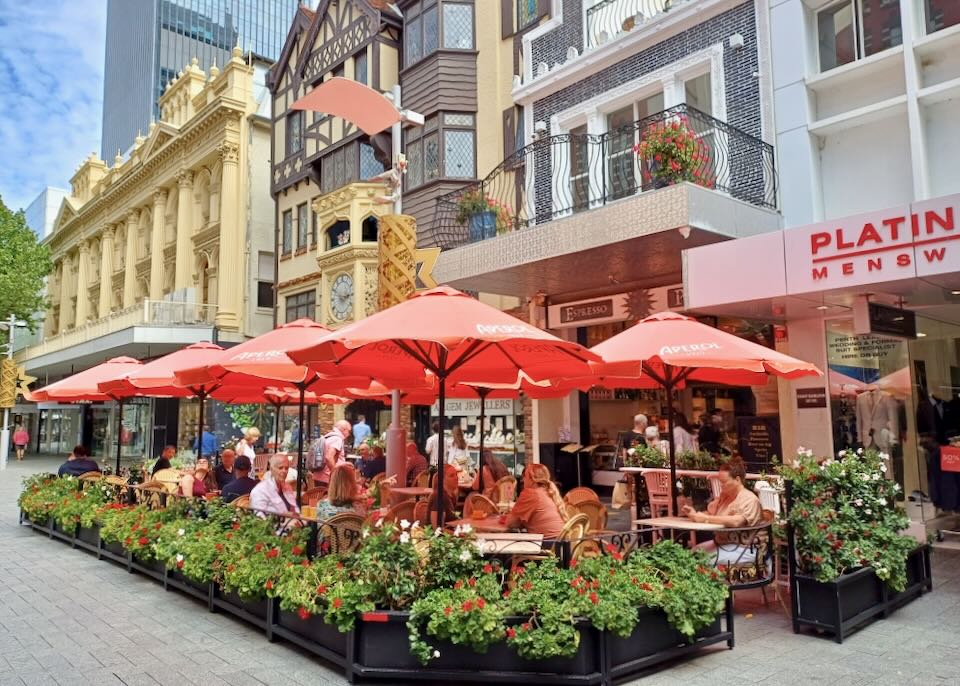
[780,448,931,642]
[633,115,714,190]
[455,190,499,241]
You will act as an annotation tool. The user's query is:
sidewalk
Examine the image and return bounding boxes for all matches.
[1,458,959,684]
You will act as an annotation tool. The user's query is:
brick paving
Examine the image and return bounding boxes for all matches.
[1,456,959,685]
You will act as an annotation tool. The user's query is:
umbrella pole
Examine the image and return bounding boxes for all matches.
[477,387,489,494]
[196,391,206,460]
[273,401,282,451]
[666,378,678,515]
[296,385,306,508]
[435,375,447,527]
[115,398,124,474]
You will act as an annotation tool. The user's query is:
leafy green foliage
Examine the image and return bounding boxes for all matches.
[779,448,918,591]
[0,196,53,334]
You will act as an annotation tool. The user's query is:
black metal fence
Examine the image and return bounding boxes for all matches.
[428,104,777,250]
[585,0,672,48]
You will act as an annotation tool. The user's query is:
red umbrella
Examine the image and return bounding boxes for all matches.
[30,356,144,472]
[588,311,822,508]
[289,286,601,525]
[173,319,369,505]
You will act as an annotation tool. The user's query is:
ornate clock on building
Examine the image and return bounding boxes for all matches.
[331,272,354,321]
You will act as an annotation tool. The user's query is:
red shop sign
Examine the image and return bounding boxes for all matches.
[941,445,960,473]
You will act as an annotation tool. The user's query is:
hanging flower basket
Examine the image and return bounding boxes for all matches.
[633,115,715,190]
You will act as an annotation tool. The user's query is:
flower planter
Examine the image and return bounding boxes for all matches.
[468,211,497,242]
[606,606,727,676]
[130,554,168,582]
[76,525,100,552]
[213,589,271,632]
[99,538,128,564]
[353,611,602,683]
[167,571,212,604]
[50,519,74,543]
[273,609,349,667]
[884,546,932,612]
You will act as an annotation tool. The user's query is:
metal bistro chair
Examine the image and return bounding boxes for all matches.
[643,471,674,518]
[253,453,270,477]
[412,471,430,489]
[302,487,327,506]
[708,510,776,606]
[231,494,251,509]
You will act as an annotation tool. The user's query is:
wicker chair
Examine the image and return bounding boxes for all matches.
[253,453,269,476]
[550,513,601,562]
[383,499,417,525]
[303,487,327,506]
[492,476,517,504]
[152,468,182,494]
[369,472,386,486]
[412,471,430,488]
[231,494,251,508]
[132,481,169,510]
[318,512,365,555]
[564,486,600,506]
[569,500,608,532]
[463,493,498,519]
[413,500,430,524]
[77,471,102,483]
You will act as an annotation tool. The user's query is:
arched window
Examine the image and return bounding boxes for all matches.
[361,215,379,242]
[325,219,351,251]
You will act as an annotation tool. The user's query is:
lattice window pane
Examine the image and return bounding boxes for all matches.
[424,133,440,181]
[282,211,293,253]
[334,147,346,190]
[423,6,439,56]
[444,113,474,126]
[407,140,424,187]
[297,204,309,248]
[406,16,422,65]
[444,130,475,178]
[424,115,439,133]
[360,143,384,180]
[442,3,473,50]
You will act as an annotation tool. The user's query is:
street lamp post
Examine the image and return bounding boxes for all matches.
[0,315,28,470]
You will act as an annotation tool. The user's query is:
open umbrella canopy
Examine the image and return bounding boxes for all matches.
[98,341,226,398]
[289,286,601,385]
[590,311,822,387]
[30,357,143,402]
[214,385,348,406]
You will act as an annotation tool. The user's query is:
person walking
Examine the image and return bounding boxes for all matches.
[12,425,29,461]
[352,414,371,448]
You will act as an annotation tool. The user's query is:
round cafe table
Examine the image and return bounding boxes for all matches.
[445,515,514,534]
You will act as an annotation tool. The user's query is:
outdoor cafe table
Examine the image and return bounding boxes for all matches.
[389,486,434,501]
[621,466,765,506]
[446,515,514,533]
[634,516,725,532]
[475,532,543,556]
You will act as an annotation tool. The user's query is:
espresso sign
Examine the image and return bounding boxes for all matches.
[796,387,828,409]
[559,299,614,324]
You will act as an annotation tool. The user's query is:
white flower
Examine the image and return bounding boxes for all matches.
[840,471,846,477]
[627,448,636,456]
[459,549,472,562]
[872,473,880,481]
[453,525,462,537]
[879,463,887,473]
[433,650,441,658]
[879,452,889,462]
[819,465,826,471]
[433,527,443,538]
[400,519,411,530]
[857,448,864,455]
[854,498,863,506]
[861,474,871,482]
[376,518,384,528]
[893,483,901,492]
[476,538,487,554]
[175,553,184,562]
[865,508,872,515]
[177,528,185,537]
[399,532,411,544]
[838,450,847,458]
[362,530,370,539]
[460,523,473,535]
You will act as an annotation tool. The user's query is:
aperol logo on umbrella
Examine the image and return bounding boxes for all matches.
[475,323,535,336]
[659,343,723,356]
[232,350,285,361]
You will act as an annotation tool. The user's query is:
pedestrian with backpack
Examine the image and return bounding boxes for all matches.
[313,420,351,487]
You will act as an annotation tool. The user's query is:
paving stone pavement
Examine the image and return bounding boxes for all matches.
[2,457,959,685]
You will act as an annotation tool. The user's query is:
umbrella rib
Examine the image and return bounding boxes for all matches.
[394,340,442,376]
[445,339,488,377]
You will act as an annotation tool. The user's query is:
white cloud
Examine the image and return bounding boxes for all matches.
[0,1,106,212]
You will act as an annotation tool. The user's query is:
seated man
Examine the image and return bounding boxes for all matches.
[57,445,100,477]
[221,455,257,503]
[151,445,175,475]
[250,454,300,518]
[682,456,764,565]
[214,449,237,489]
[358,445,386,481]
[404,441,428,487]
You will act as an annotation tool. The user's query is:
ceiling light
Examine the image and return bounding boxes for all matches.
[917,332,927,338]
[952,290,960,296]
[816,305,830,311]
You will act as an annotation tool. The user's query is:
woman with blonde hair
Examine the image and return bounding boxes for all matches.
[235,427,260,469]
[506,463,568,538]
[315,463,365,519]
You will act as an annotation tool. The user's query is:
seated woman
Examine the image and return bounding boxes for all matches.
[428,464,461,526]
[315,463,366,519]
[506,463,568,539]
[178,458,217,498]
[682,456,764,564]
[470,449,510,498]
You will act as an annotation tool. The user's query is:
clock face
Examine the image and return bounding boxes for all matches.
[330,273,354,321]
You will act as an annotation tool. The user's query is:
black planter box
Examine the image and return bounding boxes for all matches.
[76,525,100,552]
[130,554,168,582]
[273,609,349,667]
[99,538,128,564]
[29,515,51,534]
[884,546,932,611]
[213,589,271,631]
[50,519,74,543]
[606,607,726,674]
[353,611,602,683]
[167,571,212,603]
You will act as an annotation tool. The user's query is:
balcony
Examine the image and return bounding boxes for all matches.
[20,300,218,377]
[586,0,672,49]
[428,105,777,251]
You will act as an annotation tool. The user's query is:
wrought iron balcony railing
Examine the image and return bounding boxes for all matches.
[586,0,672,49]
[428,105,777,250]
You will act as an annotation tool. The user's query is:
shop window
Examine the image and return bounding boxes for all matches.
[296,203,309,250]
[925,0,960,34]
[286,111,304,155]
[405,113,476,189]
[325,219,351,251]
[817,0,902,73]
[281,209,292,254]
[361,216,379,242]
[442,3,474,50]
[606,105,636,201]
[285,289,316,322]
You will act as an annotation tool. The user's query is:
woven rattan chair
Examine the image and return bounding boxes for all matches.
[151,468,181,494]
[413,499,429,524]
[231,494,251,508]
[569,500,608,532]
[383,499,417,525]
[132,481,169,510]
[412,471,430,488]
[253,453,269,476]
[77,471,102,482]
[564,486,600,506]
[303,487,327,506]
[492,475,517,504]
[463,493,498,519]
[318,512,365,554]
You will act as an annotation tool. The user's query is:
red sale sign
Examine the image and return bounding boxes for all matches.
[941,445,960,473]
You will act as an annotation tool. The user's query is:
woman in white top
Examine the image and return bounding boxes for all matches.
[235,427,260,472]
[446,425,473,479]
[672,413,698,454]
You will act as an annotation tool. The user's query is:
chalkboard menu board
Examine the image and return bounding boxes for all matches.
[736,416,782,470]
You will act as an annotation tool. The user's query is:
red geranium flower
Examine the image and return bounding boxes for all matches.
[462,600,474,612]
[292,545,303,556]
[137,537,148,546]
[664,581,674,589]
[232,522,241,530]
[483,564,493,574]
[265,580,274,590]
[176,560,184,569]
[454,580,463,590]
[589,592,599,605]
[467,577,477,587]
[297,606,310,620]
[444,606,452,616]
[333,598,343,609]
[254,543,264,552]
[476,598,486,609]
[505,627,517,639]
[266,548,280,559]
[523,582,533,591]
[316,584,327,595]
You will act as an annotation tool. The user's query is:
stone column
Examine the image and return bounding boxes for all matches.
[75,241,91,324]
[98,226,115,317]
[123,210,138,307]
[46,261,62,336]
[174,170,194,293]
[215,142,241,330]
[59,255,73,330]
[149,189,167,300]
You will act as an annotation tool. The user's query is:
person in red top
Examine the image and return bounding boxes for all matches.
[12,425,29,461]
[507,463,569,539]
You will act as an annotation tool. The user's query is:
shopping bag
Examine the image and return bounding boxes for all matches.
[611,480,630,510]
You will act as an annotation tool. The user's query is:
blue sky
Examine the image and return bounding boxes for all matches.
[0,1,107,213]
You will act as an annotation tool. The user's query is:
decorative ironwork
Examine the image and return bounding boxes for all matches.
[586,0,672,49]
[427,104,777,250]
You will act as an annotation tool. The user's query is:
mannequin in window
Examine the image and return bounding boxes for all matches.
[855,385,897,452]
